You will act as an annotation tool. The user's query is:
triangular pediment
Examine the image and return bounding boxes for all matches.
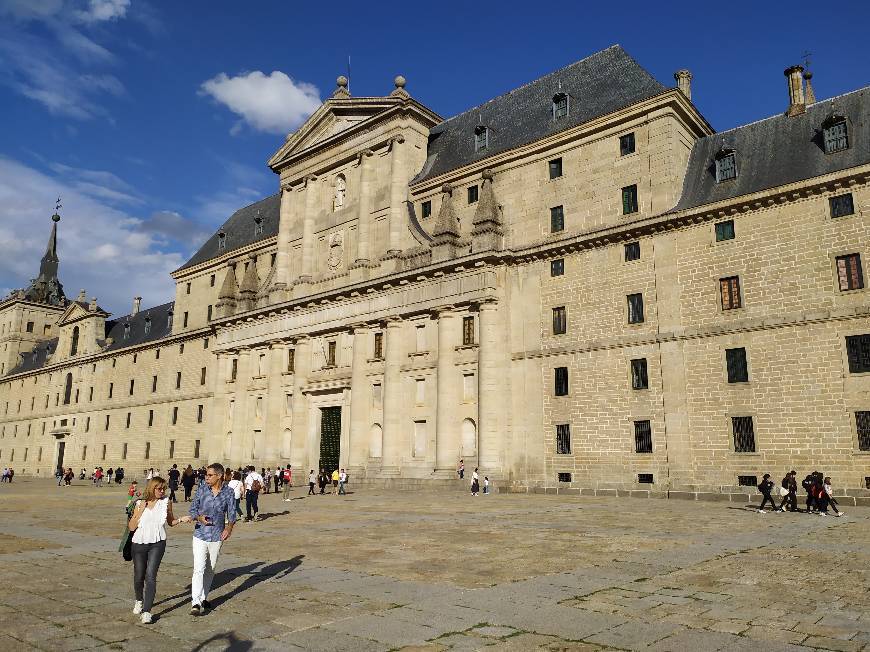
[57,301,109,327]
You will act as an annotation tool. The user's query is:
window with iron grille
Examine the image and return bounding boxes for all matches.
[823,120,849,153]
[372,332,383,359]
[627,293,644,324]
[732,416,756,452]
[145,442,150,459]
[738,475,758,487]
[715,220,735,242]
[836,253,864,291]
[197,404,204,424]
[326,341,337,366]
[624,241,640,261]
[169,440,175,459]
[552,306,566,335]
[549,157,563,180]
[622,185,638,215]
[550,258,564,277]
[557,472,572,482]
[171,406,178,425]
[126,412,131,428]
[554,367,569,396]
[462,316,475,345]
[829,193,854,218]
[620,132,636,156]
[634,420,652,453]
[715,152,737,182]
[856,411,870,451]
[200,367,207,385]
[550,205,564,232]
[148,410,153,427]
[287,348,295,372]
[194,439,201,459]
[720,276,742,310]
[726,347,749,383]
[175,371,181,389]
[637,473,654,484]
[555,423,571,454]
[210,274,216,287]
[421,201,431,219]
[207,304,213,321]
[474,126,488,152]
[630,358,648,390]
[231,358,238,381]
[553,93,568,119]
[467,185,478,204]
[846,334,870,373]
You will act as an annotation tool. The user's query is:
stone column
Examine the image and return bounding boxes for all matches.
[300,175,318,282]
[229,348,251,464]
[435,307,460,472]
[290,336,311,469]
[354,150,374,265]
[381,317,404,474]
[271,182,293,299]
[477,300,501,474]
[348,324,370,471]
[266,340,287,463]
[387,136,405,255]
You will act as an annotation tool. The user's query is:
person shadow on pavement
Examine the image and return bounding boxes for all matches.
[190,632,253,652]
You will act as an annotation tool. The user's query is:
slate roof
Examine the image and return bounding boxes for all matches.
[412,45,667,184]
[672,87,870,212]
[179,194,280,270]
[9,338,58,375]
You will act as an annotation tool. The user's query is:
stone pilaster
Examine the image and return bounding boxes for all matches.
[348,324,371,471]
[290,336,311,470]
[435,307,460,472]
[381,317,404,474]
[299,175,318,283]
[477,300,501,474]
[271,182,293,301]
[207,352,228,463]
[354,150,374,265]
[387,136,405,255]
[266,340,287,462]
[229,348,251,464]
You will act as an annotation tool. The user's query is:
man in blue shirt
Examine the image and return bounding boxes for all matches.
[189,462,236,615]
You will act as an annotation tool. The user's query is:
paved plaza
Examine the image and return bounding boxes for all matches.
[0,479,869,651]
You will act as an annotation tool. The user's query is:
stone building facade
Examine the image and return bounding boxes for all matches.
[2,46,869,497]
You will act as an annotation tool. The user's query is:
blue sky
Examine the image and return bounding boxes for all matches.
[1,0,868,315]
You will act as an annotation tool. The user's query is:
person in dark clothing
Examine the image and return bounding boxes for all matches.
[181,465,196,501]
[167,464,180,503]
[757,473,779,512]
[116,467,125,484]
[778,470,798,512]
[318,468,327,495]
[803,472,823,513]
[308,469,316,495]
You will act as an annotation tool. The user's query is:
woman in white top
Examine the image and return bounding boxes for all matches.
[127,477,191,623]
[227,471,244,518]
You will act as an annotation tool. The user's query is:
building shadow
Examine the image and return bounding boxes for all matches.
[190,632,253,652]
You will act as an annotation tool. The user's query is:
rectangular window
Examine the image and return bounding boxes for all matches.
[197,404,203,423]
[553,94,568,119]
[82,445,87,460]
[462,316,475,345]
[125,412,131,429]
[624,242,640,261]
[203,338,209,349]
[557,472,572,483]
[194,439,201,459]
[836,253,864,291]
[231,358,238,381]
[286,348,295,372]
[720,276,742,310]
[108,382,113,399]
[823,121,849,153]
[554,366,569,396]
[715,220,735,242]
[129,379,134,395]
[171,406,178,425]
[638,473,654,484]
[726,347,749,383]
[148,410,153,427]
[169,440,175,459]
[634,420,653,453]
[421,200,431,219]
[738,475,758,487]
[185,282,191,295]
[85,416,90,432]
[732,416,756,452]
[175,371,182,389]
[829,193,854,218]
[552,306,566,335]
[715,153,737,182]
[152,375,157,392]
[200,367,207,385]
[373,332,383,359]
[145,442,150,460]
[627,293,644,324]
[26,321,34,333]
[122,442,128,460]
[415,325,426,352]
[555,423,571,454]
[467,185,478,204]
[183,311,189,328]
[210,274,216,287]
[619,132,635,156]
[463,373,475,401]
[326,341,336,367]
[856,411,870,451]
[550,258,564,277]
[846,334,870,373]
[101,443,106,461]
[550,205,564,233]
[89,386,93,402]
[548,157,563,180]
[622,185,638,215]
[104,415,110,430]
[630,358,648,390]
[207,305,213,321]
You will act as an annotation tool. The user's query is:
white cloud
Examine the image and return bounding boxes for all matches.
[76,0,129,22]
[0,155,184,315]
[199,70,321,135]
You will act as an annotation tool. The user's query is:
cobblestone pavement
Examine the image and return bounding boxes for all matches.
[1,479,869,651]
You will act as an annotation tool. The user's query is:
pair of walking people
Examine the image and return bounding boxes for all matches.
[123,463,237,624]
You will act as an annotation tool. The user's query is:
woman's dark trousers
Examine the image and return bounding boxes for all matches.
[132,540,166,613]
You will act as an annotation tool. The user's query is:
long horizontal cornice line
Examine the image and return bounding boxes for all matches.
[409,89,711,193]
[170,235,278,279]
[515,305,870,362]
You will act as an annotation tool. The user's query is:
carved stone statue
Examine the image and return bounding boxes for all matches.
[333,175,346,211]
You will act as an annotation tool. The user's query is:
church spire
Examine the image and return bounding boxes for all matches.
[22,201,67,306]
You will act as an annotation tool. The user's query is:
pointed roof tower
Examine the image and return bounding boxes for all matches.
[23,201,67,306]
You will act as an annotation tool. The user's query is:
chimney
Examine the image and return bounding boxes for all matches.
[77,289,86,302]
[132,296,141,316]
[674,69,692,100]
[89,297,97,312]
[785,65,806,116]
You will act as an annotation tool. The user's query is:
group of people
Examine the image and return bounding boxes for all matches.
[0,467,14,482]
[306,468,348,495]
[458,460,490,496]
[756,471,845,516]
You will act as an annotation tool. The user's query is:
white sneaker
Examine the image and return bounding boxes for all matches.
[757,509,765,513]
[140,612,152,624]
[133,600,143,615]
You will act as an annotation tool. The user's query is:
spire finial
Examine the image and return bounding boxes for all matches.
[53,197,61,222]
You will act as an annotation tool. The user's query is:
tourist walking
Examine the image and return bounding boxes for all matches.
[779,470,798,512]
[757,474,779,513]
[818,477,845,517]
[127,476,191,623]
[64,467,74,485]
[803,472,818,513]
[457,460,465,480]
[318,468,328,495]
[338,469,347,495]
[308,469,316,495]
[116,467,125,485]
[107,467,114,484]
[228,471,243,518]
[282,465,293,501]
[167,464,180,503]
[331,468,339,495]
[56,468,63,486]
[182,465,196,501]
[471,468,480,496]
[273,468,280,493]
[483,476,490,495]
[189,463,236,616]
[244,466,263,522]
[263,468,272,494]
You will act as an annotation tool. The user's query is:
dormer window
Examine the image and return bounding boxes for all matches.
[553,93,568,120]
[474,125,489,152]
[715,149,737,183]
[217,231,226,251]
[123,323,130,339]
[254,216,264,237]
[822,116,848,154]
[167,311,173,330]
[144,317,151,336]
